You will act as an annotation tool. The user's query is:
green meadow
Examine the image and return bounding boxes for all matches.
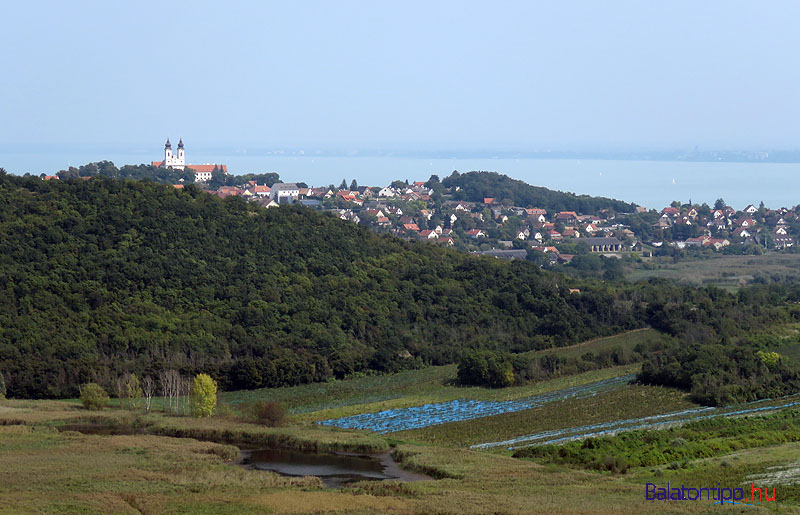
[2,329,799,513]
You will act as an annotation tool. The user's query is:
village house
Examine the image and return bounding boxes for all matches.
[555,211,578,223]
[270,183,300,203]
[249,185,271,197]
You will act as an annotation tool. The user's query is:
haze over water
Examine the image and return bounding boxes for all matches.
[2,149,797,210]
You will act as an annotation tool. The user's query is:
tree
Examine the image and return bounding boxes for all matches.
[142,376,155,412]
[160,369,181,413]
[714,198,726,210]
[191,373,217,417]
[119,373,143,410]
[80,383,109,410]
[339,179,348,190]
[0,370,5,398]
[350,179,358,190]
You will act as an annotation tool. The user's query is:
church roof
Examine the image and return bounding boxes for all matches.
[186,164,228,173]
[178,138,184,148]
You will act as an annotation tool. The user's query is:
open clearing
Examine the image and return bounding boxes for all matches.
[626,253,800,288]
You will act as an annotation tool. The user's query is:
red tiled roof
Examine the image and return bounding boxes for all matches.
[187,164,228,173]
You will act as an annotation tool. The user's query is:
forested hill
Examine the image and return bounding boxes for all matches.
[56,161,281,189]
[0,172,644,398]
[2,171,796,403]
[442,171,636,213]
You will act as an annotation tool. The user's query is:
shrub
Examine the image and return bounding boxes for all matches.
[191,374,218,417]
[600,455,628,474]
[80,383,109,410]
[249,401,287,426]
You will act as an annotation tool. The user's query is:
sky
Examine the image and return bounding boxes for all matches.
[2,1,799,152]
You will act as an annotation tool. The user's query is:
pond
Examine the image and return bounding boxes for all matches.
[240,448,431,488]
[56,423,431,488]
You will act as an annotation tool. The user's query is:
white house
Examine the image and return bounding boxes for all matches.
[270,183,300,203]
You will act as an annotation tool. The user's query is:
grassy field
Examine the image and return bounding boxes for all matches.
[626,253,800,289]
[518,328,666,360]
[2,402,799,513]
[221,329,661,423]
[3,328,799,513]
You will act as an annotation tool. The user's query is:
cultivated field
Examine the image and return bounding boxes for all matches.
[2,329,799,513]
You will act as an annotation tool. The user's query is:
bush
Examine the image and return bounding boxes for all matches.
[80,383,109,410]
[457,350,516,388]
[599,455,628,474]
[191,373,218,417]
[249,401,287,426]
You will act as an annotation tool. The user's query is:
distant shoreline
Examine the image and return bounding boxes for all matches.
[5,145,800,164]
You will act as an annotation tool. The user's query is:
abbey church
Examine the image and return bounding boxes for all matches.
[152,139,227,182]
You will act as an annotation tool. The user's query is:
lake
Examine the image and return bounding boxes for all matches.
[2,149,799,210]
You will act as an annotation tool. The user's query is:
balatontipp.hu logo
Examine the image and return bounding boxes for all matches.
[646,482,776,506]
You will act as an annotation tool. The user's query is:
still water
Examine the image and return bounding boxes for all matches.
[242,448,431,488]
[3,149,798,209]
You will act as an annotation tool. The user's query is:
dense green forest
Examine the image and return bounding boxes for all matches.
[0,171,642,398]
[442,171,636,213]
[1,170,799,404]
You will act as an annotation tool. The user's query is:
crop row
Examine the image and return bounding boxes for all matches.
[317,374,635,433]
[472,395,800,450]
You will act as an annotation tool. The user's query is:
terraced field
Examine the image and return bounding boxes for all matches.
[473,395,800,450]
[318,374,635,433]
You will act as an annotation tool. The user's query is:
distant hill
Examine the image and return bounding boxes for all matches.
[56,161,280,188]
[442,171,636,213]
[0,171,642,398]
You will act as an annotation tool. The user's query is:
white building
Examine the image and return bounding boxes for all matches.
[152,139,228,182]
[160,138,185,170]
[270,183,300,203]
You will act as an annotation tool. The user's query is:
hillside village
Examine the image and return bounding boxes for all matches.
[192,176,799,263]
[47,153,799,263]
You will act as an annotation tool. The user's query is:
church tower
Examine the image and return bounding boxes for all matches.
[176,138,186,169]
[164,138,173,166]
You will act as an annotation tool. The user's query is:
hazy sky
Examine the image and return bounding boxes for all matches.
[2,1,799,151]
